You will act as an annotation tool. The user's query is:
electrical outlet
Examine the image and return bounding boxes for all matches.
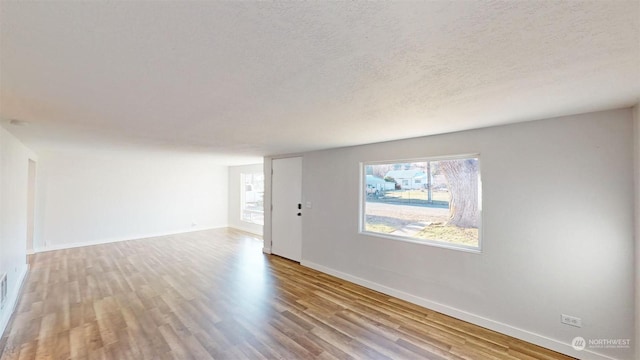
[0,273,7,310]
[561,314,582,328]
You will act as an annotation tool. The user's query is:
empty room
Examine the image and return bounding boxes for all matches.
[0,1,638,360]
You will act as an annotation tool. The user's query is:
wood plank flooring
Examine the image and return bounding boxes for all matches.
[0,228,575,360]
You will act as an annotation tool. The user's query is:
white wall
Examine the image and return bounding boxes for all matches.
[270,109,634,360]
[0,126,36,338]
[633,104,639,360]
[35,149,228,250]
[263,160,273,253]
[228,163,263,236]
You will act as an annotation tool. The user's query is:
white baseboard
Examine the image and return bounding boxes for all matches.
[301,260,617,360]
[33,226,228,253]
[262,247,272,254]
[228,225,263,237]
[0,264,29,341]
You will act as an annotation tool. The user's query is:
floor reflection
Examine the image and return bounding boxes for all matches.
[225,231,275,324]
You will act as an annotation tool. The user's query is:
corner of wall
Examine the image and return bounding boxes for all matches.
[633,104,639,360]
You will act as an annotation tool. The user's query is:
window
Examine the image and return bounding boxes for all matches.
[361,156,481,251]
[241,173,264,225]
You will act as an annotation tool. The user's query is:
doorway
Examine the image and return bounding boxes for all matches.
[26,159,36,254]
[271,157,302,262]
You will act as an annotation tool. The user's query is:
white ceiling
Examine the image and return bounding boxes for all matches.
[1,1,638,164]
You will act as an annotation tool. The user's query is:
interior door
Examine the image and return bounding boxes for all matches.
[271,157,302,262]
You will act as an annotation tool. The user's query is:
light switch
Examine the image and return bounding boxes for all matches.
[305,201,312,209]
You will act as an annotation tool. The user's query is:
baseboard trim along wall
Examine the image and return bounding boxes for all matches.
[0,265,29,341]
[228,225,262,237]
[34,226,228,253]
[300,260,617,360]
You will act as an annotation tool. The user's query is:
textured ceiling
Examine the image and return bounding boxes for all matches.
[1,1,639,164]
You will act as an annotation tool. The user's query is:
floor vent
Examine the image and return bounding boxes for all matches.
[0,273,7,310]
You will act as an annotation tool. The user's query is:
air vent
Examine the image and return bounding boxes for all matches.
[0,273,7,310]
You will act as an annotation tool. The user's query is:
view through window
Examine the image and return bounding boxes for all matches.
[241,172,264,225]
[362,156,481,250]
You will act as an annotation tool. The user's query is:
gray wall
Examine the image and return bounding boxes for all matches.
[282,108,634,360]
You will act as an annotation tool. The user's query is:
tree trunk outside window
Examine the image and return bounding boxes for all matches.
[440,159,479,228]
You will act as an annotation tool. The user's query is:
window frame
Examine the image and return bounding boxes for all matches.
[359,154,483,253]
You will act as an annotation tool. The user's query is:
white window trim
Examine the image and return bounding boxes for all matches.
[359,154,483,253]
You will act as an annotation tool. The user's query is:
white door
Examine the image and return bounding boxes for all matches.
[271,157,302,262]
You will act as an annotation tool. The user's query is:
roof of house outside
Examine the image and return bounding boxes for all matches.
[366,175,390,184]
[385,169,426,180]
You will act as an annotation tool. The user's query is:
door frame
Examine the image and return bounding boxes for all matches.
[263,155,304,256]
[26,159,37,255]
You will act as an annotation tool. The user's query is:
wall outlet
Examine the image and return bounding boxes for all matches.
[561,314,582,328]
[0,273,7,310]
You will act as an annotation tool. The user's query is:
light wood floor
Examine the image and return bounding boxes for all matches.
[0,228,574,360]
